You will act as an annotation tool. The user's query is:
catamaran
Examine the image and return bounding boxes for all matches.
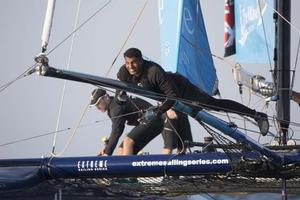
[1,0,300,199]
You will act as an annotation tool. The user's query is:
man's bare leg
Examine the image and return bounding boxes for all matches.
[123,137,135,155]
[162,148,172,154]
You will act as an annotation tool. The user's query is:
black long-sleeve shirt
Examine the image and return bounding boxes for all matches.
[105,96,152,155]
[117,60,179,114]
[117,59,257,119]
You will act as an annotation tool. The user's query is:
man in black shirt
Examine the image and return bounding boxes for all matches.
[90,88,172,155]
[117,48,269,137]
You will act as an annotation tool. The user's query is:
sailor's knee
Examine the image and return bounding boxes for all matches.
[124,137,135,146]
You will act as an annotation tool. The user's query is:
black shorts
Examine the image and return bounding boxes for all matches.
[161,129,177,149]
[162,113,192,150]
[118,141,141,154]
[161,116,177,149]
[127,117,164,153]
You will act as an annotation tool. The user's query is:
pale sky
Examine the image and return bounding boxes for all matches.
[0,0,300,159]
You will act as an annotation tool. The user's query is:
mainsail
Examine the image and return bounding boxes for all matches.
[159,0,218,95]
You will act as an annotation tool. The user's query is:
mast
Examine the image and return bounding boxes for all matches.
[41,0,56,52]
[275,0,291,145]
[274,1,291,199]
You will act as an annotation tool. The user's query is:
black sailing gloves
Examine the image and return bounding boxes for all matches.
[138,106,162,125]
[254,112,269,136]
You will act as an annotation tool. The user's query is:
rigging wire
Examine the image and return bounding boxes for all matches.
[239,92,248,135]
[2,87,299,148]
[46,0,113,56]
[2,1,298,105]
[51,0,82,155]
[52,88,148,156]
[4,76,293,148]
[4,0,278,131]
[0,63,36,93]
[257,0,274,80]
[291,37,300,91]
[0,128,71,148]
[104,0,149,77]
[51,101,90,157]
[0,110,144,149]
[48,1,300,158]
[272,7,300,35]
[90,78,256,117]
[187,2,300,124]
[164,116,185,155]
[3,1,300,152]
[0,0,113,94]
[82,74,300,128]
[1,0,150,156]
[272,5,300,91]
[33,67,300,143]
[1,0,114,156]
[0,110,142,148]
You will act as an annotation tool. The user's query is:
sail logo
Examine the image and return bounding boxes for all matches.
[77,160,107,172]
[238,1,268,46]
[183,7,194,35]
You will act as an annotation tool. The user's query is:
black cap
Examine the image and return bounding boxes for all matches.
[90,88,106,106]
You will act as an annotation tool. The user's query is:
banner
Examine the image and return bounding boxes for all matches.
[235,0,274,64]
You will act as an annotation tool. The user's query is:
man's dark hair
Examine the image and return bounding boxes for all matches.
[124,48,142,59]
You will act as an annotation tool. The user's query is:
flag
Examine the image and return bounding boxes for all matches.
[224,0,236,57]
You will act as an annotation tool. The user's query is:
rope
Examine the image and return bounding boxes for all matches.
[217,93,233,123]
[239,92,248,135]
[104,0,149,77]
[257,0,274,81]
[272,7,300,35]
[291,37,300,91]
[50,0,149,155]
[46,0,113,56]
[272,5,300,94]
[51,0,82,155]
[89,79,260,118]
[47,0,112,156]
[164,116,185,154]
[3,1,300,155]
[86,76,300,133]
[0,110,142,148]
[0,128,71,147]
[0,63,36,93]
[96,87,141,114]
[51,102,90,157]
[52,104,143,156]
[0,0,113,93]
